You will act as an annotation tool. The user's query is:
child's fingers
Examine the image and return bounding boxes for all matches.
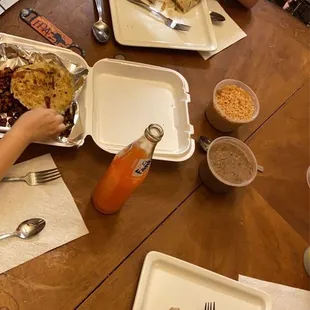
[55,114,64,124]
[57,123,66,133]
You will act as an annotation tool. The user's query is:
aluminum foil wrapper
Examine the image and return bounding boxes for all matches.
[0,43,88,146]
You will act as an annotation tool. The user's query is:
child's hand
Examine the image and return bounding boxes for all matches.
[12,108,66,143]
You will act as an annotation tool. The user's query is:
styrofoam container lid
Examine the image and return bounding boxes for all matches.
[0,32,195,162]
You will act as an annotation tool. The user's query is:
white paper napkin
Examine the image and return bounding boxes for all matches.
[0,154,89,274]
[199,0,247,60]
[239,275,310,310]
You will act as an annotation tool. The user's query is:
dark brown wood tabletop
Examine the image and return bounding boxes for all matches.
[0,0,309,309]
[249,80,310,243]
[78,186,309,310]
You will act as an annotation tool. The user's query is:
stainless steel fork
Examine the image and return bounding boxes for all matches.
[205,302,216,310]
[127,0,191,31]
[1,168,61,186]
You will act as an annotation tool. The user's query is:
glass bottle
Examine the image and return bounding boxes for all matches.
[92,124,164,214]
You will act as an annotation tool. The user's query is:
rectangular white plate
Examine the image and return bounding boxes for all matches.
[0,0,19,11]
[109,0,217,51]
[133,252,272,310]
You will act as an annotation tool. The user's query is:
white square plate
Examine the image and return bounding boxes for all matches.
[109,0,217,51]
[133,252,272,310]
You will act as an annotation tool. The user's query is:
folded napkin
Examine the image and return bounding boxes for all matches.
[199,0,247,60]
[239,275,310,310]
[0,154,88,274]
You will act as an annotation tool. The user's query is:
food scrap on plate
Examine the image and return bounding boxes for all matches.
[148,0,201,13]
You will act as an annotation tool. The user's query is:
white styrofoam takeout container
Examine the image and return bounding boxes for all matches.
[0,32,195,162]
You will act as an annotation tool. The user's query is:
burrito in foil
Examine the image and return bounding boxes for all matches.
[0,43,88,145]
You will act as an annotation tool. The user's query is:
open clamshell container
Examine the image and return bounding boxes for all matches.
[0,33,195,162]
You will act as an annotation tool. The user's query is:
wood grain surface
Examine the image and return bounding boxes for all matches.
[249,80,310,242]
[78,186,309,309]
[0,0,309,309]
[0,0,309,142]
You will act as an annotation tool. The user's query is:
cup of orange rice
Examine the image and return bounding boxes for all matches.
[206,79,260,132]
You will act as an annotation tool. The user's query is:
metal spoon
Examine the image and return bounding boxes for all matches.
[0,218,46,240]
[210,11,226,22]
[92,0,110,43]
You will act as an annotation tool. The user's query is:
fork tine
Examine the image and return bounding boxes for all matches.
[174,24,191,31]
[174,26,190,31]
[36,172,61,182]
[181,24,191,30]
[35,168,59,176]
[205,302,215,310]
[35,174,61,183]
[35,170,61,179]
[36,174,61,184]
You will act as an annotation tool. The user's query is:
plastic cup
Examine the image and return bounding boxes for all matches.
[206,79,260,132]
[199,137,257,193]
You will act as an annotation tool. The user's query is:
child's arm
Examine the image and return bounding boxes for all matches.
[0,108,65,180]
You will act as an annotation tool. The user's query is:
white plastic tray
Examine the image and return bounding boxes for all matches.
[0,32,195,162]
[133,252,272,310]
[109,0,217,52]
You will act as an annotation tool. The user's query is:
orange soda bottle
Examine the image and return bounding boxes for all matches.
[92,124,164,214]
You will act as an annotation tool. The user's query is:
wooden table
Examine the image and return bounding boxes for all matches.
[0,0,309,309]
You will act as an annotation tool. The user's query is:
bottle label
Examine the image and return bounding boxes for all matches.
[132,159,151,177]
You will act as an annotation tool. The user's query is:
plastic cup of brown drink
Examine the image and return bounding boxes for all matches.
[206,79,260,132]
[199,137,257,193]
